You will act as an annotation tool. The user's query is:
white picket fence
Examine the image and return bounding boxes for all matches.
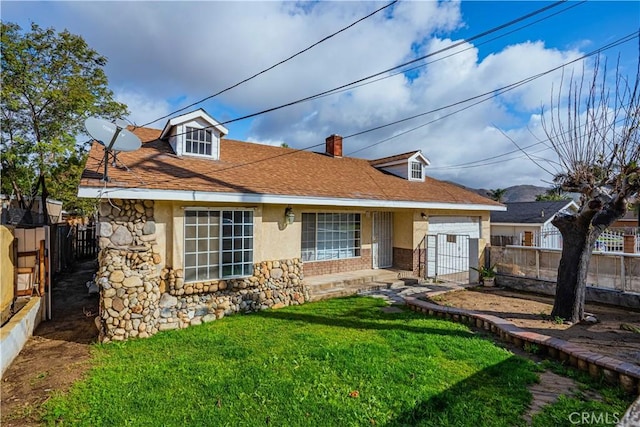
[520,227,639,254]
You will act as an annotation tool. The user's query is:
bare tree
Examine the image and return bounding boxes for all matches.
[542,56,640,323]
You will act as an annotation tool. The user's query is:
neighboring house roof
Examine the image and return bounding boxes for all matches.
[79,127,503,210]
[491,201,578,225]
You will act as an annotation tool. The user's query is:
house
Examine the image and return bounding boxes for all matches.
[490,200,579,248]
[611,209,639,229]
[78,109,503,342]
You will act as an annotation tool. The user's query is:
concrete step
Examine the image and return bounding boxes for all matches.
[308,281,394,302]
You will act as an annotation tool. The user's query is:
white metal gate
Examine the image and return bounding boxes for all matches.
[372,212,393,268]
[425,233,470,283]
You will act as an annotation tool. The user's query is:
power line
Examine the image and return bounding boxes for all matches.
[429,115,631,172]
[308,1,586,103]
[160,0,569,139]
[140,0,398,127]
[344,31,639,152]
[118,31,637,181]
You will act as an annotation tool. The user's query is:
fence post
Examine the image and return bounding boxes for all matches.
[535,249,540,279]
[38,239,45,296]
[624,235,635,254]
[12,237,18,310]
[469,238,480,284]
[620,255,627,292]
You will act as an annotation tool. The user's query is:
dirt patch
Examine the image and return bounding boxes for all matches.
[429,287,640,365]
[1,259,99,426]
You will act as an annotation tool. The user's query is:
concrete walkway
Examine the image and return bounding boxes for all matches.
[359,280,471,304]
[304,268,473,303]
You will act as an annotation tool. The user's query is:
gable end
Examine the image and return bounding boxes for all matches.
[160,109,228,160]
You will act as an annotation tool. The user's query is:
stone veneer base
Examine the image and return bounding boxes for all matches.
[97,199,309,343]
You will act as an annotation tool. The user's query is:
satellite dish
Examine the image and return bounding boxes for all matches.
[113,118,130,129]
[85,117,142,182]
[85,117,141,152]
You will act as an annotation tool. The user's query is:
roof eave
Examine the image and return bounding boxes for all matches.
[78,186,506,211]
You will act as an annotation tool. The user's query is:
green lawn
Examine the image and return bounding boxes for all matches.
[42,297,630,426]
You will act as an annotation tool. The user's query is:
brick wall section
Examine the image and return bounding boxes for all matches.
[393,247,422,275]
[304,249,371,276]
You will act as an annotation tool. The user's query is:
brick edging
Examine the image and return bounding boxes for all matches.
[404,296,640,395]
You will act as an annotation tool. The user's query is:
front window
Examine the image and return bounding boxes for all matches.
[302,213,361,261]
[184,209,253,282]
[410,161,423,180]
[185,126,213,156]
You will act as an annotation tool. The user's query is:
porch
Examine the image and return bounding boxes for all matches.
[304,268,471,302]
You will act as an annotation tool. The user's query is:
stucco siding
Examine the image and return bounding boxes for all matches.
[393,210,414,249]
[259,204,300,261]
[147,202,492,276]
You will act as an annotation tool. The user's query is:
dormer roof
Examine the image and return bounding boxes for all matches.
[159,108,228,140]
[369,151,430,167]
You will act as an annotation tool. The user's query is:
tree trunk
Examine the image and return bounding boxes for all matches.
[550,212,593,323]
[40,173,50,225]
[551,198,627,323]
[551,236,592,323]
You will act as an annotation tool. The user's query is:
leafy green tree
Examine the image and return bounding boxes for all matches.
[535,187,570,201]
[1,22,128,221]
[488,188,507,202]
[47,147,96,214]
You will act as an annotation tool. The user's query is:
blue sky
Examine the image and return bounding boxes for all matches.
[3,1,639,189]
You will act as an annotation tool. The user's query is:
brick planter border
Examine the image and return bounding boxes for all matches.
[404,296,640,395]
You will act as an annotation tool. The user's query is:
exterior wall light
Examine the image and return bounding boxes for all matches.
[285,206,295,225]
[421,212,427,220]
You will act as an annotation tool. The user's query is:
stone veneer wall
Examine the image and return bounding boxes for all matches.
[155,259,307,333]
[95,200,162,342]
[96,199,308,343]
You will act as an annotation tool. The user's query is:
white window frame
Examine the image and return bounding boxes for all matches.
[184,126,214,157]
[184,208,254,282]
[410,161,423,181]
[301,212,361,262]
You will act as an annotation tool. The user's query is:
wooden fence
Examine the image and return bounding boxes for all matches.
[1,223,98,323]
[74,225,98,259]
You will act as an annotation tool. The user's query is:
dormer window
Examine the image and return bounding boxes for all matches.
[160,109,229,160]
[369,150,429,182]
[186,127,213,156]
[410,161,423,180]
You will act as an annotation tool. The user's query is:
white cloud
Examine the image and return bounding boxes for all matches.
[114,89,172,129]
[3,0,634,189]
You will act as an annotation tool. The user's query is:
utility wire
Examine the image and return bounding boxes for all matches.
[160,0,569,138]
[141,0,398,127]
[345,31,639,150]
[493,123,556,176]
[308,0,586,102]
[114,31,636,181]
[429,116,630,171]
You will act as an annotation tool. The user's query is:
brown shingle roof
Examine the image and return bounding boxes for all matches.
[79,126,500,207]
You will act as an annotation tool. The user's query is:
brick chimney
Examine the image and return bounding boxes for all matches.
[325,134,343,158]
